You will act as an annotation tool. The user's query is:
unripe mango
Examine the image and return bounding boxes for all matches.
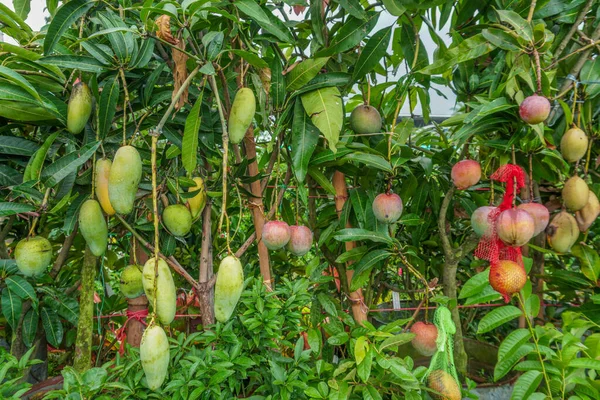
[120,264,144,298]
[142,258,176,325]
[560,127,588,163]
[228,88,256,144]
[162,204,192,237]
[214,256,244,323]
[187,177,207,219]
[67,80,92,134]
[349,104,382,134]
[15,236,52,276]
[79,199,108,257]
[108,146,142,214]
[562,176,589,212]
[140,324,169,391]
[547,211,579,253]
[95,159,116,215]
[576,191,599,232]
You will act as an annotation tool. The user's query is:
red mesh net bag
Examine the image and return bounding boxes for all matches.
[474,164,527,302]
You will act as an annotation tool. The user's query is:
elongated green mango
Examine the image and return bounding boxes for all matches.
[142,258,176,324]
[228,88,256,144]
[15,236,52,276]
[140,324,169,390]
[67,80,92,134]
[79,199,108,256]
[187,177,206,219]
[95,159,116,215]
[108,146,142,214]
[214,255,244,322]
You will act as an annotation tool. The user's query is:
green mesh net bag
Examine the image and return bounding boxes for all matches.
[423,306,462,400]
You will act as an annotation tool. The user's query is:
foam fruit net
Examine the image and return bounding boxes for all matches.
[474,164,527,301]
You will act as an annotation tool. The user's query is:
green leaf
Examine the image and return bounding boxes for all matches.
[568,358,600,370]
[352,250,390,277]
[316,13,379,57]
[301,87,343,152]
[379,333,415,351]
[338,0,366,19]
[310,0,325,46]
[352,26,392,81]
[494,343,534,381]
[13,0,31,20]
[39,55,107,73]
[498,329,531,362]
[44,0,94,55]
[459,269,490,299]
[0,165,22,186]
[98,75,120,139]
[2,288,22,329]
[0,66,41,102]
[287,57,329,92]
[317,293,337,316]
[269,56,286,108]
[334,229,395,245]
[228,49,268,69]
[42,141,100,187]
[381,0,406,16]
[482,28,521,51]
[477,305,522,334]
[571,244,600,283]
[23,132,60,182]
[419,34,494,75]
[495,9,533,42]
[0,3,33,39]
[235,0,294,43]
[22,308,39,348]
[0,202,35,217]
[357,347,373,382]
[41,307,63,347]
[97,12,135,63]
[510,370,542,400]
[5,276,36,303]
[0,101,56,122]
[291,100,319,183]
[341,153,392,172]
[354,336,368,364]
[182,91,204,176]
[0,82,39,105]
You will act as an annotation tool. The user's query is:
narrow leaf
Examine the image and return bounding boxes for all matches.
[352,27,392,81]
[2,288,22,329]
[287,57,329,91]
[44,0,94,55]
[42,141,100,187]
[301,87,343,152]
[98,75,120,139]
[291,100,319,183]
[477,305,522,334]
[182,91,204,176]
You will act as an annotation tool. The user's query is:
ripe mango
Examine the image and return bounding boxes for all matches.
[228,88,255,144]
[108,146,142,214]
[428,370,461,400]
[576,191,599,232]
[120,264,144,298]
[562,176,589,212]
[187,177,206,219]
[140,324,170,390]
[547,211,579,253]
[67,80,92,134]
[142,258,176,325]
[15,236,52,276]
[214,255,244,322]
[95,159,116,215]
[162,204,192,236]
[560,127,588,163]
[79,199,108,256]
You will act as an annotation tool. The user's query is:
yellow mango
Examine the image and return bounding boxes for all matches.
[95,159,116,215]
[187,177,207,219]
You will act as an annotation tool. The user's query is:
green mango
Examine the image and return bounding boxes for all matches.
[79,199,108,256]
[15,236,52,276]
[214,255,244,322]
[108,145,142,214]
[162,204,192,236]
[142,258,176,324]
[140,324,169,390]
[67,80,92,134]
[228,88,256,144]
[120,264,144,298]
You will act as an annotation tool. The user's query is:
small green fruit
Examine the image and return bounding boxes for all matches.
[15,236,52,276]
[79,199,108,256]
[349,104,382,134]
[214,256,244,322]
[228,88,256,144]
[162,204,192,236]
[67,80,92,134]
[562,176,589,212]
[120,265,144,298]
[108,145,142,214]
[560,127,588,163]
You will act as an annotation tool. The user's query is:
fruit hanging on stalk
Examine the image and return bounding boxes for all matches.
[519,94,550,125]
[142,258,176,325]
[140,324,169,390]
[14,236,53,277]
[78,199,108,256]
[95,159,116,215]
[547,211,579,253]
[562,176,590,212]
[214,255,244,322]
[349,104,382,134]
[228,88,256,144]
[451,160,481,190]
[410,321,438,357]
[262,220,291,250]
[517,203,549,236]
[496,208,535,247]
[560,127,588,163]
[162,204,192,237]
[108,145,142,214]
[489,260,527,302]
[187,177,207,219]
[471,206,497,237]
[287,225,313,256]
[427,370,461,400]
[120,265,144,298]
[576,191,600,232]
[67,79,93,134]
[372,193,403,224]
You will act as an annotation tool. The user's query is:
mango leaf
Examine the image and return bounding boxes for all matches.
[97,12,135,63]
[42,141,100,187]
[350,250,390,290]
[0,66,41,102]
[23,132,60,182]
[301,87,343,152]
[477,305,522,334]
[98,75,120,139]
[0,165,22,186]
[338,0,366,19]
[379,333,415,351]
[13,0,31,20]
[0,3,33,40]
[0,202,35,217]
[316,13,379,57]
[498,329,531,362]
[510,371,542,400]
[269,56,286,108]
[334,229,395,245]
[40,55,107,73]
[44,0,94,55]
[41,307,63,347]
[291,100,319,183]
[381,0,406,16]
[2,288,22,329]
[182,90,204,176]
[5,276,36,303]
[235,0,294,43]
[482,28,521,51]
[419,34,494,75]
[494,343,534,381]
[228,49,268,69]
[495,9,533,42]
[287,57,329,91]
[352,26,392,81]
[22,308,39,348]
[307,167,336,195]
[571,244,600,283]
[310,0,325,46]
[0,100,57,122]
[0,82,39,105]
[459,269,490,299]
[317,293,337,316]
[341,153,392,172]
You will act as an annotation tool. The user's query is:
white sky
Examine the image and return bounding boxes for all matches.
[0,0,456,116]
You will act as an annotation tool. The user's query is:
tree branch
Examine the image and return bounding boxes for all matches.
[50,224,79,279]
[554,0,594,59]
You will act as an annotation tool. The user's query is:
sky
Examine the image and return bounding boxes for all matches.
[0,1,457,117]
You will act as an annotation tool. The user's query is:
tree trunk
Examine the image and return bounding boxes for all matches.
[73,247,97,373]
[332,171,368,325]
[198,199,215,326]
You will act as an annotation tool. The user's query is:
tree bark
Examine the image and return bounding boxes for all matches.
[332,171,368,325]
[198,199,215,325]
[73,247,97,373]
